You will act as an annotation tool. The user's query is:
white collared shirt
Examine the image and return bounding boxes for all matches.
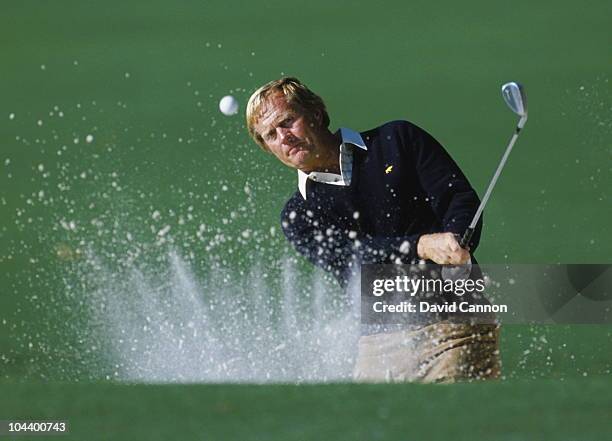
[297,127,367,199]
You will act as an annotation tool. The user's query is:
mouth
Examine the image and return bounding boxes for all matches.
[287,144,306,157]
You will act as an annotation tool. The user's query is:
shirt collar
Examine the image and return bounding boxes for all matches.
[338,127,367,151]
[297,128,367,199]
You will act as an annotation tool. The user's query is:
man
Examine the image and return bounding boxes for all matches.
[246,77,500,383]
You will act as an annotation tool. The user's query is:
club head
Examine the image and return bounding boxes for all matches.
[501,82,527,118]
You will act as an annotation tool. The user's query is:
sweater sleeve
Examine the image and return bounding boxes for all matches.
[280,195,357,288]
[280,193,419,287]
[396,120,483,251]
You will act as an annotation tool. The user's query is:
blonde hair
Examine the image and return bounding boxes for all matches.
[246,77,330,150]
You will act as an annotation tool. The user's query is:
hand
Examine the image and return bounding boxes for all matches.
[417,233,471,265]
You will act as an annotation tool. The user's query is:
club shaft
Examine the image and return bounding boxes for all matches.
[460,116,527,248]
[470,128,520,229]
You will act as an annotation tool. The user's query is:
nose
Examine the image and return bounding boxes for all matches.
[277,127,295,144]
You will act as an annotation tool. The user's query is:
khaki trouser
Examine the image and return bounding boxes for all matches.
[353,322,501,383]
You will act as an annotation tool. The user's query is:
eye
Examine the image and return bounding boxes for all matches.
[281,117,294,127]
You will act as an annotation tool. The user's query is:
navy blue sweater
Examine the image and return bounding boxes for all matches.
[281,120,482,287]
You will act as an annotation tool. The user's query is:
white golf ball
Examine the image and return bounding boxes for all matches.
[219,95,239,116]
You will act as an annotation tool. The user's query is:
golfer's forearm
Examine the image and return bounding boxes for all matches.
[407,124,482,251]
[440,188,482,246]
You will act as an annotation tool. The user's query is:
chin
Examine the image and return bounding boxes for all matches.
[291,150,311,168]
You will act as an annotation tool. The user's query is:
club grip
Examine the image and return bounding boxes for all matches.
[459,227,474,249]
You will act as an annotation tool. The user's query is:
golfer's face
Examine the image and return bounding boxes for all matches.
[255,94,320,171]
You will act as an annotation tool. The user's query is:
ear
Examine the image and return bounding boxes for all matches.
[313,110,323,126]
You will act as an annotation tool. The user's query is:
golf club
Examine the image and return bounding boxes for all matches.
[442,82,527,283]
[459,81,528,249]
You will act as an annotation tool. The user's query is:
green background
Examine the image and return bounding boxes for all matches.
[1,0,611,439]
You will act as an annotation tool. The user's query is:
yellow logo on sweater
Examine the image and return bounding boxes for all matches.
[385,165,393,174]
